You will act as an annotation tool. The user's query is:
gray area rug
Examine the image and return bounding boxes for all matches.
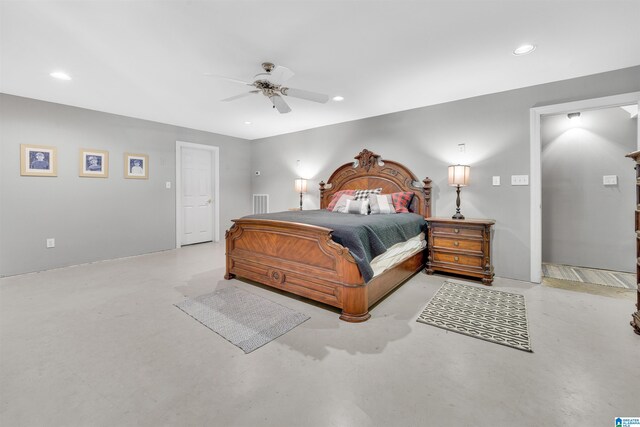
[175,286,309,353]
[417,281,532,352]
[542,263,635,290]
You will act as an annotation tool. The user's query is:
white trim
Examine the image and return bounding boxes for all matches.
[175,141,220,248]
[529,91,640,283]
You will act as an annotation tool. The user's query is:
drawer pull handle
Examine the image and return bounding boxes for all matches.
[453,241,459,246]
[454,228,460,233]
[454,256,459,262]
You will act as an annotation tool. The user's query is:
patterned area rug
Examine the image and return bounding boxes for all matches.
[542,263,635,290]
[417,281,532,352]
[175,287,310,354]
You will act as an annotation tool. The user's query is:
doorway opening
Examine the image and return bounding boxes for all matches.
[175,141,220,248]
[530,92,640,283]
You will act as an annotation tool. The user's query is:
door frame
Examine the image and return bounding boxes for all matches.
[175,141,220,248]
[529,91,640,283]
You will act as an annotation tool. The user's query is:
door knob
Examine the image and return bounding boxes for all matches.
[207,198,212,204]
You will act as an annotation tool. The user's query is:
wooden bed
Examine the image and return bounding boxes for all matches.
[225,149,432,322]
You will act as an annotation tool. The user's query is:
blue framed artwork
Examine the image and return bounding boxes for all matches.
[79,149,109,178]
[20,144,57,177]
[124,153,148,179]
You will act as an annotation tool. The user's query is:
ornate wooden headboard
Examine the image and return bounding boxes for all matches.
[319,149,432,217]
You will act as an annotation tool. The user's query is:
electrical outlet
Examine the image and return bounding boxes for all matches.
[492,176,501,186]
[603,175,617,186]
[511,175,529,186]
[46,238,55,248]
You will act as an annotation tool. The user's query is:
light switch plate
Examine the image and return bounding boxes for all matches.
[458,143,466,153]
[46,238,55,248]
[603,175,617,186]
[511,175,529,186]
[165,181,171,189]
[492,176,501,186]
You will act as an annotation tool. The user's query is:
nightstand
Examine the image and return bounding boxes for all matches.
[425,217,495,285]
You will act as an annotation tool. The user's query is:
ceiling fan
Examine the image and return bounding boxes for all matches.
[211,62,329,114]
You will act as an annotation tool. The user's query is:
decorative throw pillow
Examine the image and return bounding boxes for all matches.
[353,188,382,201]
[345,199,370,215]
[390,192,414,213]
[332,194,355,213]
[326,189,356,210]
[369,194,396,214]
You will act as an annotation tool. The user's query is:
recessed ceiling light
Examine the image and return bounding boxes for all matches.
[244,121,252,125]
[332,96,344,102]
[513,44,536,56]
[50,71,72,81]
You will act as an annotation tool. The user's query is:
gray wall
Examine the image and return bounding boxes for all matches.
[0,94,252,277]
[251,66,640,281]
[541,107,637,272]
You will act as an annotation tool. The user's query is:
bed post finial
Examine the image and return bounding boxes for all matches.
[423,177,432,218]
[354,149,381,172]
[319,180,326,208]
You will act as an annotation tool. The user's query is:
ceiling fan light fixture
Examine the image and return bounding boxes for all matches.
[513,44,536,56]
[216,61,329,113]
[332,95,344,102]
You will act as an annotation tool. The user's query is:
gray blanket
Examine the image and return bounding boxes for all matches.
[244,210,426,282]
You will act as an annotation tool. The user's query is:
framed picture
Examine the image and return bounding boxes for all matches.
[124,153,148,179]
[20,144,57,177]
[79,149,109,178]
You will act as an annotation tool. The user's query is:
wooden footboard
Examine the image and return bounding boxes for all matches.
[225,218,423,322]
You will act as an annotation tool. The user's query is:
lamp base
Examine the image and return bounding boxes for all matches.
[451,212,465,220]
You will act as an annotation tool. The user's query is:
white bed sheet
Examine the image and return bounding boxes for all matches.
[370,232,426,278]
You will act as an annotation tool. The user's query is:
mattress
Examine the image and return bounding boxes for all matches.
[370,232,426,278]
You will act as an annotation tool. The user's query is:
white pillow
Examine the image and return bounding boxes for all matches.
[369,194,396,215]
[345,199,370,215]
[332,194,355,213]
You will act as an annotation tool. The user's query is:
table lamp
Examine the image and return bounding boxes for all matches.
[295,178,307,210]
[448,164,470,219]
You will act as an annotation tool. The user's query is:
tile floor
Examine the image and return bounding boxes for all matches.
[1,242,638,426]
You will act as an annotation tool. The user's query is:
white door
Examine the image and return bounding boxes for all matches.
[181,147,213,245]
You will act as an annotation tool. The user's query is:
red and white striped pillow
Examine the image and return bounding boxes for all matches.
[326,190,356,211]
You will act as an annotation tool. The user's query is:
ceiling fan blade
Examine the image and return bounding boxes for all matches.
[204,73,253,86]
[269,94,291,114]
[221,90,260,102]
[269,65,294,84]
[281,87,329,103]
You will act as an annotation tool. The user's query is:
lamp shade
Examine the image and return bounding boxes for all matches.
[294,178,308,193]
[448,164,470,187]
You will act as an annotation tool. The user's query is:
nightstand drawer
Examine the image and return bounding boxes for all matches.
[432,225,483,238]
[433,251,483,268]
[433,236,482,252]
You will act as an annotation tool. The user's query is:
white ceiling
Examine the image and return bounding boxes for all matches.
[2,1,639,140]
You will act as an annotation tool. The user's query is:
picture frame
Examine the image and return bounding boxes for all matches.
[20,144,58,177]
[124,153,148,179]
[79,148,109,178]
